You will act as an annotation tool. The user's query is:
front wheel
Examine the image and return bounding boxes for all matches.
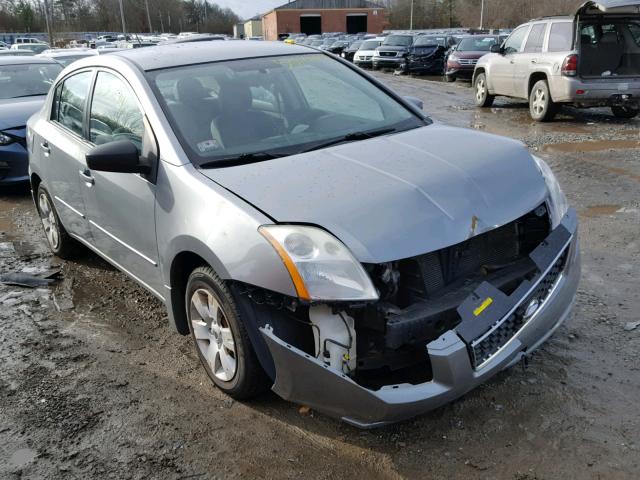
[474,73,495,107]
[611,105,639,119]
[529,80,557,122]
[186,266,270,400]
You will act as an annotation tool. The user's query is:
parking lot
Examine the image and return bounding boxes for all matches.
[1,68,638,479]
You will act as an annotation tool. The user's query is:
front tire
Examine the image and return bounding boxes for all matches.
[529,80,557,122]
[474,73,495,107]
[186,266,269,400]
[36,185,76,259]
[611,105,639,119]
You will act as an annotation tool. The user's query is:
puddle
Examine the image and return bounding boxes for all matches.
[581,204,621,218]
[9,448,37,468]
[543,139,640,153]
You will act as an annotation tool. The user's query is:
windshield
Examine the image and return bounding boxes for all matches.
[53,54,93,67]
[0,63,61,99]
[348,41,362,50]
[150,54,426,167]
[456,36,499,51]
[414,36,446,47]
[382,35,414,47]
[18,44,49,54]
[359,40,381,50]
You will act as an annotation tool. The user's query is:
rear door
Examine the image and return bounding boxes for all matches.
[82,70,163,297]
[490,25,530,96]
[39,69,94,239]
[514,23,549,98]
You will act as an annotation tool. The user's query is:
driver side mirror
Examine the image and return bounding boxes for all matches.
[490,44,502,54]
[86,140,149,174]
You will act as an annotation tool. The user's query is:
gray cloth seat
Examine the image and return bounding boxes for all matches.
[169,78,220,146]
[210,83,283,149]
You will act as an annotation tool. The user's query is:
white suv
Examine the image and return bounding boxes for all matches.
[474,0,640,121]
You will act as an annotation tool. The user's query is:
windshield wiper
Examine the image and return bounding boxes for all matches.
[198,151,286,169]
[300,127,398,154]
[9,94,46,99]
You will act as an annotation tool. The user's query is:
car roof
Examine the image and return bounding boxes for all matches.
[0,55,59,65]
[110,41,316,71]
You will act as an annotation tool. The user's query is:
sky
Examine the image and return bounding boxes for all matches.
[216,0,285,20]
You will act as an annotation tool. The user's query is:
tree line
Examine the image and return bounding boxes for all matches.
[385,0,584,30]
[0,0,241,35]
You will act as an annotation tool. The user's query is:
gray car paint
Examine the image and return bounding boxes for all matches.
[200,124,548,264]
[27,41,578,424]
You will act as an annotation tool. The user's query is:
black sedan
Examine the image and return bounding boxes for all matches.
[0,56,61,185]
[398,35,457,75]
[341,40,362,62]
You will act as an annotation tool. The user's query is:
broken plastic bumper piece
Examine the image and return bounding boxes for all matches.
[260,209,580,428]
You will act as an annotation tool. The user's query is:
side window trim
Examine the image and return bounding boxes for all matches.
[49,68,96,143]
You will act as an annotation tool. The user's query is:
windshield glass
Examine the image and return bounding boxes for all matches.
[382,35,414,47]
[348,41,362,50]
[0,63,61,99]
[150,54,425,167]
[53,54,92,66]
[456,36,499,51]
[414,36,446,47]
[359,40,381,50]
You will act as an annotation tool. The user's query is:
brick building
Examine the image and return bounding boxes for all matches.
[262,0,387,41]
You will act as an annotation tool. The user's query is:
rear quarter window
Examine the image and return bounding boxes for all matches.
[548,22,573,52]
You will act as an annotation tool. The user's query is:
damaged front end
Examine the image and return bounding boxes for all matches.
[240,206,580,428]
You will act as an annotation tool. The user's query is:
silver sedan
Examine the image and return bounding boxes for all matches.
[27,41,580,427]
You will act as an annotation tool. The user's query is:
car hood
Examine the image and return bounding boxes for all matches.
[0,96,46,131]
[453,51,489,59]
[200,124,548,263]
[377,45,409,53]
[409,45,442,56]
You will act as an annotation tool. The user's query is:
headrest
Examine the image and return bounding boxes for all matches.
[217,81,252,113]
[176,78,208,105]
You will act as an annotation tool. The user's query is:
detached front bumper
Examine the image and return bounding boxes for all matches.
[261,209,580,428]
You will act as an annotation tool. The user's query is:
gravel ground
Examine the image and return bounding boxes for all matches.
[1,72,639,480]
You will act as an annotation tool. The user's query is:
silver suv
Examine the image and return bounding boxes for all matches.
[474,0,640,121]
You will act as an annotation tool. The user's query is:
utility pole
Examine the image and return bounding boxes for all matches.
[145,0,153,32]
[480,0,485,30]
[409,0,414,30]
[449,0,453,28]
[42,0,54,46]
[118,0,127,35]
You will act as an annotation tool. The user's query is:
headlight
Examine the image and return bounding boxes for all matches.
[533,156,569,228]
[259,225,379,302]
[0,132,15,146]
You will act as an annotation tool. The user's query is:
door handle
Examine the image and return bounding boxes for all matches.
[509,59,515,64]
[40,142,50,156]
[79,169,94,185]
[531,59,538,64]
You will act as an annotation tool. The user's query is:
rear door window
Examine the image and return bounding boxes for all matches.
[524,23,547,53]
[548,22,574,52]
[52,71,93,137]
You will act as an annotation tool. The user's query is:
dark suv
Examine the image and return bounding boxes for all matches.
[372,34,416,70]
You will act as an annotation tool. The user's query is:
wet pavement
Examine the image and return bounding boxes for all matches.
[1,73,639,479]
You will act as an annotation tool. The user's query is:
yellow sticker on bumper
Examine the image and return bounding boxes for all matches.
[473,297,493,316]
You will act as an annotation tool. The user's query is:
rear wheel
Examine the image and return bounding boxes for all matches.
[474,73,495,108]
[611,105,639,119]
[529,80,557,122]
[186,266,270,400]
[36,185,76,259]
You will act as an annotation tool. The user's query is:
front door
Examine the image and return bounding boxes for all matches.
[82,70,162,297]
[490,25,530,96]
[40,70,94,239]
[514,23,549,99]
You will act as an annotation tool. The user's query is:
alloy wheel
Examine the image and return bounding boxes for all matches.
[38,192,60,250]
[476,78,486,103]
[190,288,237,381]
[532,88,546,116]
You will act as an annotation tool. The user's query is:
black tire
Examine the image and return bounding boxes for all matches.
[445,74,456,83]
[186,266,270,400]
[36,185,77,259]
[529,79,557,122]
[474,73,495,108]
[611,105,639,119]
